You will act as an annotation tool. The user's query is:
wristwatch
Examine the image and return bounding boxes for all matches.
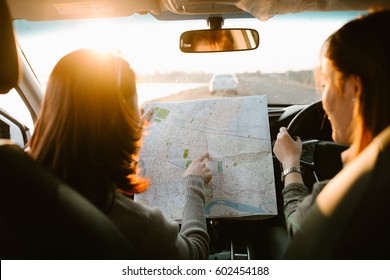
[281,167,302,182]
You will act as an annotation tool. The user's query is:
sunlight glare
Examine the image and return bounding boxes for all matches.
[15,13,358,80]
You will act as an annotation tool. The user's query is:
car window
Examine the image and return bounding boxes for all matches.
[14,12,359,107]
[0,88,34,131]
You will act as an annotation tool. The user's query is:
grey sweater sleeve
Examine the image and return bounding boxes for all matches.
[107,175,209,259]
[282,181,328,238]
[179,174,210,259]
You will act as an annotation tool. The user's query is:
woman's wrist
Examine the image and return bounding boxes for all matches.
[281,159,301,170]
[281,164,304,186]
[281,166,302,182]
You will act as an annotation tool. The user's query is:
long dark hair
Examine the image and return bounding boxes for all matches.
[323,9,390,157]
[29,49,149,211]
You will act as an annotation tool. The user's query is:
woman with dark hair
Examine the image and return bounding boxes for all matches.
[273,9,390,237]
[29,49,212,259]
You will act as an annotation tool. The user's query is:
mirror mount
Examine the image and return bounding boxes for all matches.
[208,16,224,30]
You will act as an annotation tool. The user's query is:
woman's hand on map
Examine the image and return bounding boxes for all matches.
[184,152,212,183]
[140,107,154,124]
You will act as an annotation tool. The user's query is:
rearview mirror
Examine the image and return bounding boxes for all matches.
[180,29,259,53]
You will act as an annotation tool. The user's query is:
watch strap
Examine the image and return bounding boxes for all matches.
[281,167,302,182]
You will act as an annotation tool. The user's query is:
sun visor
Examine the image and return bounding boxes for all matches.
[236,0,390,21]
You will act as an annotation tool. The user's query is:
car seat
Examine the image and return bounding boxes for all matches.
[284,125,390,259]
[0,0,136,259]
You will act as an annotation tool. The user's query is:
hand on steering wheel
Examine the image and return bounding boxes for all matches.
[282,100,349,187]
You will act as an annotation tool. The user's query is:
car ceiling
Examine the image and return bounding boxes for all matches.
[6,0,390,22]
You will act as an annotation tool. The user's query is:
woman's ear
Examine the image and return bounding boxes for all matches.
[344,74,362,102]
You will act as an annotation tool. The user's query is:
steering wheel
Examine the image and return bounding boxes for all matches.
[286,100,349,189]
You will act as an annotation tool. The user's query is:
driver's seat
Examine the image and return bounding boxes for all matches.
[0,0,135,259]
[284,125,390,259]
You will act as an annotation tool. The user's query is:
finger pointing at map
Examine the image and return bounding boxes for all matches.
[184,152,212,183]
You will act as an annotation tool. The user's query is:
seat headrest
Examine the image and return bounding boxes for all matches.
[0,0,19,94]
[0,143,137,259]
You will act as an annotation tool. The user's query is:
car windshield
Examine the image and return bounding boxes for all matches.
[13,12,359,107]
